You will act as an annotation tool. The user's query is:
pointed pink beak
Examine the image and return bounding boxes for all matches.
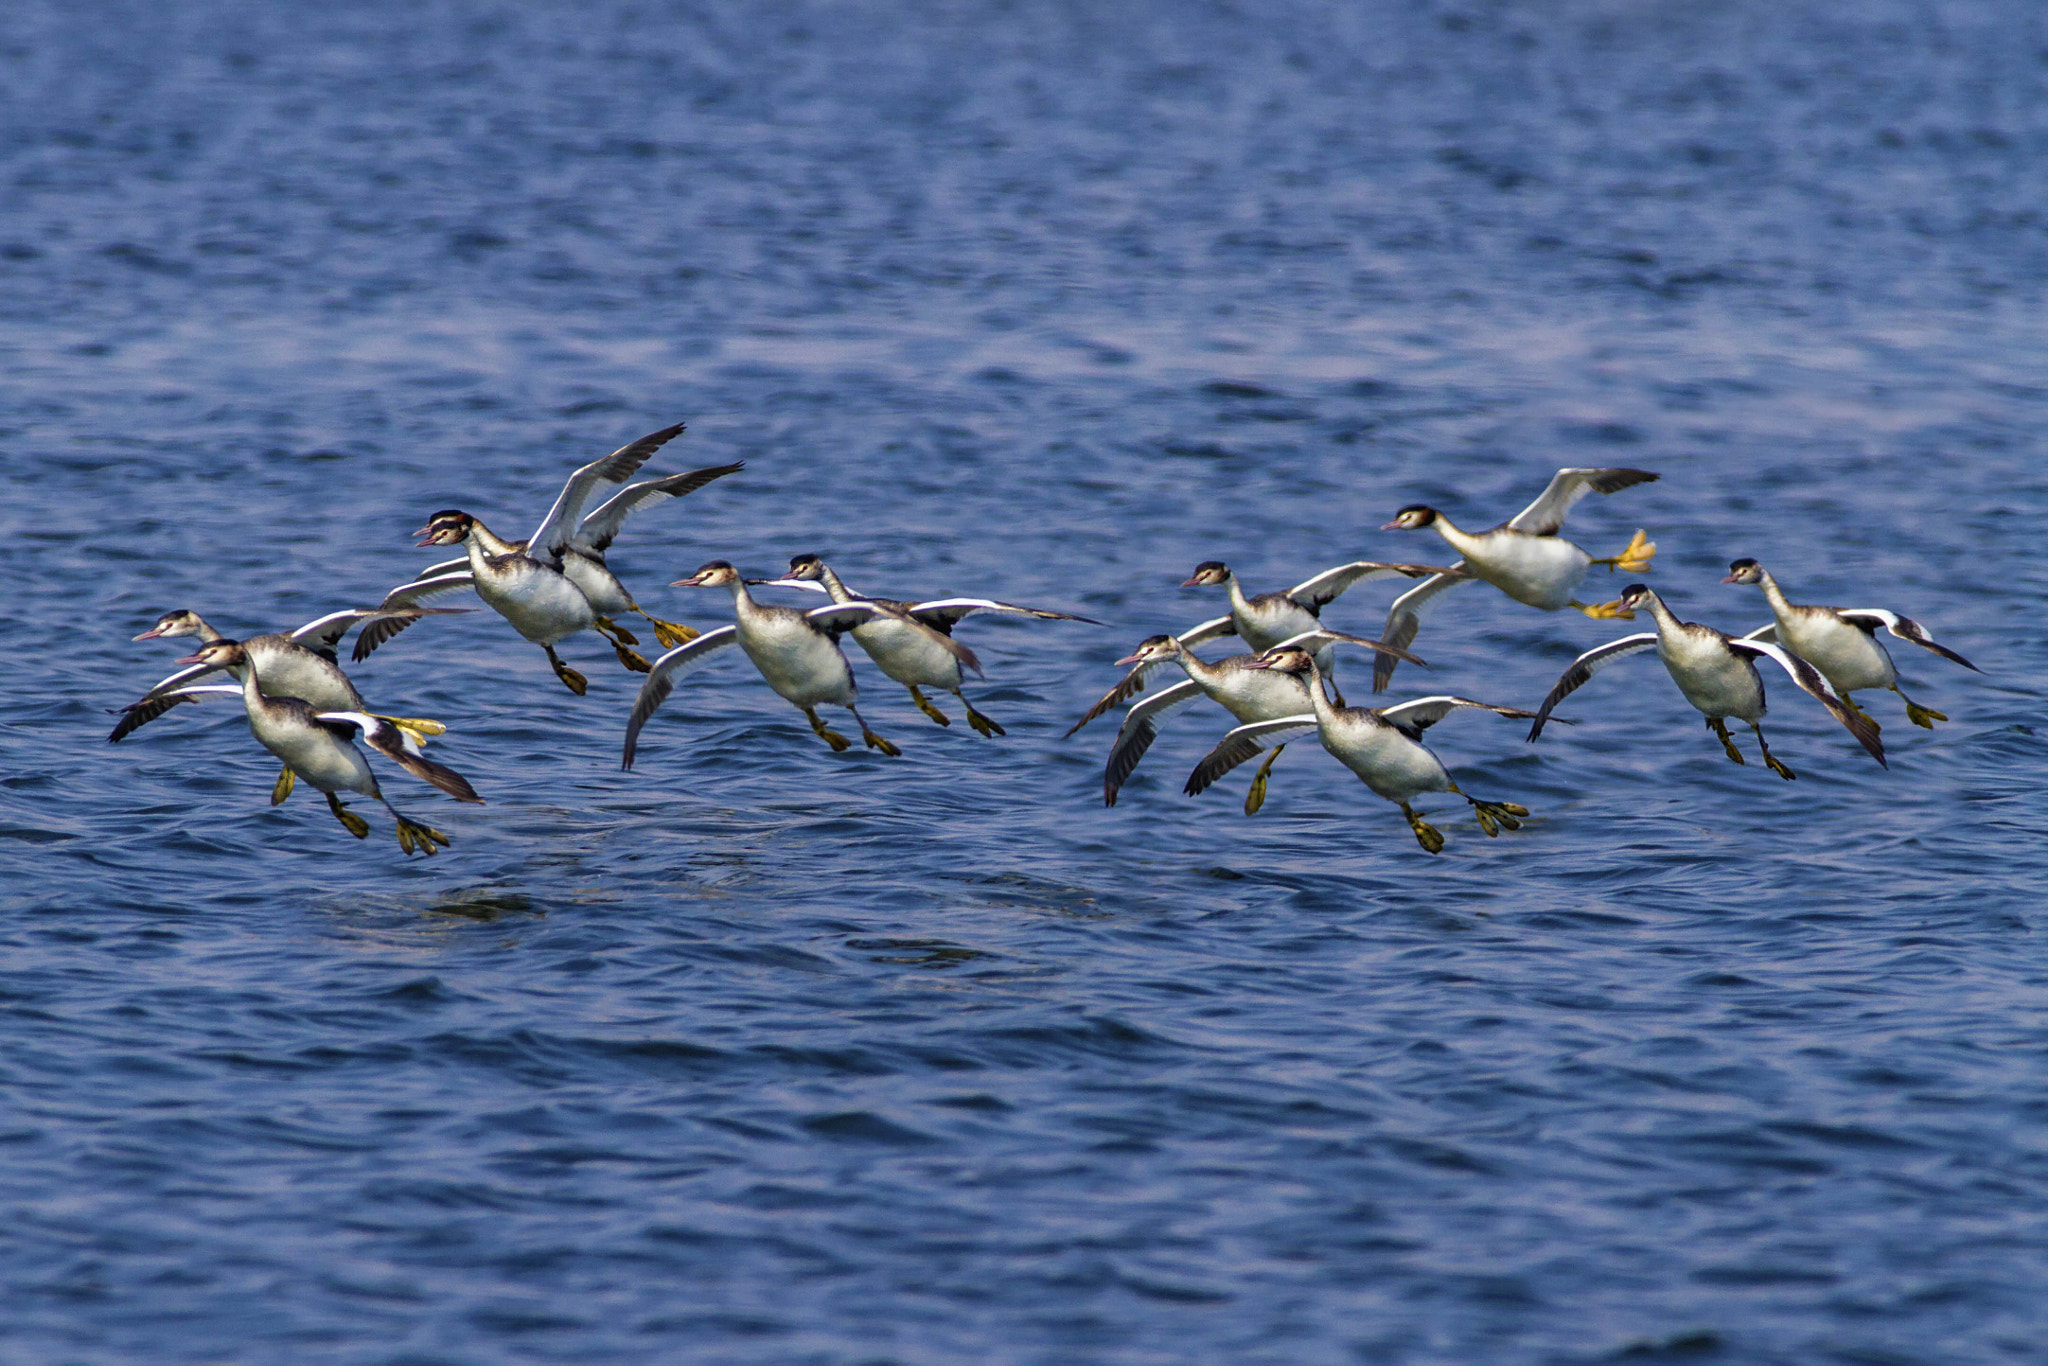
[1379,519,1405,530]
[174,650,210,666]
[133,626,166,641]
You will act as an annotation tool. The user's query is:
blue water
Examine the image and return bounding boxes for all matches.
[6,2,2048,1360]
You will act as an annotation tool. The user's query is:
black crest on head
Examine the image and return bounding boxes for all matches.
[1727,558,1758,572]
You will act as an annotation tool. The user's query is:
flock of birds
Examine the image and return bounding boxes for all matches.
[109,425,1981,856]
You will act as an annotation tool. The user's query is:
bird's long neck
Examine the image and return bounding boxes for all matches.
[1639,591,1685,639]
[1754,569,1796,620]
[1428,515,1482,557]
[1223,573,1256,620]
[465,519,523,557]
[1168,642,1220,687]
[726,578,761,619]
[815,566,857,604]
[1300,660,1340,726]
[193,617,227,644]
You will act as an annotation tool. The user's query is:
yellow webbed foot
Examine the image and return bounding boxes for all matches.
[1401,803,1446,854]
[552,661,589,695]
[271,766,295,806]
[1905,701,1946,729]
[395,818,451,856]
[1764,754,1797,781]
[595,616,640,647]
[862,727,902,757]
[641,613,699,649]
[964,706,1005,738]
[378,715,448,745]
[1244,745,1283,816]
[613,642,653,673]
[1593,529,1657,574]
[326,794,370,839]
[1573,599,1637,620]
[1706,718,1745,766]
[910,686,952,727]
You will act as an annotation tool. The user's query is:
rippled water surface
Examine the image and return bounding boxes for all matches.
[6,2,2048,1361]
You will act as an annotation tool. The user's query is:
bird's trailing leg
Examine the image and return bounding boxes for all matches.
[1706,717,1746,765]
[634,606,699,649]
[326,792,371,839]
[1244,744,1285,816]
[908,685,951,727]
[1591,528,1657,574]
[592,618,652,673]
[271,767,295,806]
[1750,722,1796,781]
[544,645,589,695]
[803,707,852,752]
[1892,685,1946,729]
[390,810,452,856]
[848,706,901,757]
[1465,795,1529,837]
[1844,696,1883,733]
[1399,800,1446,855]
[375,715,448,746]
[958,692,1006,738]
[1572,599,1637,620]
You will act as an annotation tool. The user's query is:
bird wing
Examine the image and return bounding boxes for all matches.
[1727,639,1887,767]
[1379,694,1551,740]
[352,573,478,662]
[527,423,686,562]
[1374,568,1472,692]
[905,597,1103,630]
[1276,628,1429,670]
[620,625,741,769]
[804,600,901,638]
[1284,560,1463,611]
[159,685,246,701]
[1102,678,1205,806]
[320,711,486,802]
[1833,609,1980,672]
[1065,658,1168,738]
[1066,614,1233,738]
[1505,467,1660,535]
[1526,632,1660,740]
[286,606,470,660]
[575,460,744,554]
[1184,716,1320,797]
[410,556,472,583]
[1739,623,1779,643]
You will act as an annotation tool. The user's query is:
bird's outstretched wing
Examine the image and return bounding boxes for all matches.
[1833,609,1980,672]
[1525,633,1660,741]
[1726,639,1887,767]
[1184,717,1319,797]
[352,574,478,662]
[1740,623,1778,643]
[528,423,687,563]
[320,711,485,802]
[1505,467,1660,536]
[287,606,470,661]
[1102,679,1205,807]
[905,597,1103,631]
[1283,560,1461,611]
[1066,614,1233,739]
[1375,569,1472,692]
[575,461,743,554]
[621,626,741,769]
[1378,694,1550,741]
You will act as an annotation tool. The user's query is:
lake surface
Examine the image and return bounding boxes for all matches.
[5,2,2047,1361]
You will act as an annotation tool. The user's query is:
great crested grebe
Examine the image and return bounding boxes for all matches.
[754,553,1098,737]
[1184,645,1541,853]
[1526,584,1886,779]
[621,561,908,767]
[1375,466,1659,691]
[1723,558,1979,730]
[165,641,482,855]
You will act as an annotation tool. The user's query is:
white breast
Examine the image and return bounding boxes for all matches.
[1464,533,1591,609]
[851,616,963,689]
[1660,630,1765,721]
